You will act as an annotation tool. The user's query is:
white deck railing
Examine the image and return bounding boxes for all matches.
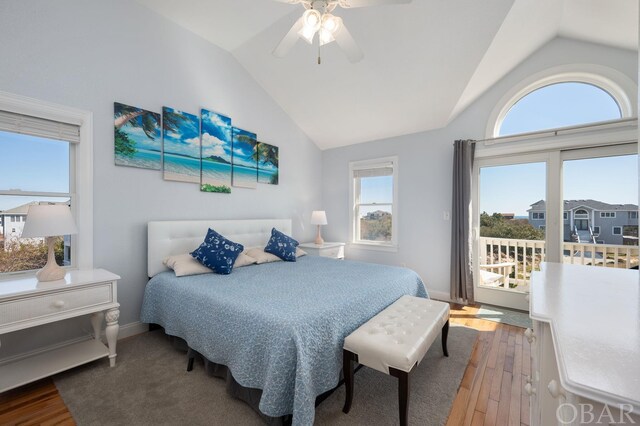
[478,237,639,292]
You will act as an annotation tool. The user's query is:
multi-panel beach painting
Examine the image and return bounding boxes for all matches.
[114,102,279,192]
[114,102,162,170]
[200,109,232,193]
[231,127,258,189]
[162,107,201,184]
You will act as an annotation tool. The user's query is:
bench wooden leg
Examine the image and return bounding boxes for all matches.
[389,367,410,426]
[187,348,195,372]
[342,349,356,414]
[442,319,449,357]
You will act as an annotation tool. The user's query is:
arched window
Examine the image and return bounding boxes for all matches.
[498,82,622,136]
[574,209,588,219]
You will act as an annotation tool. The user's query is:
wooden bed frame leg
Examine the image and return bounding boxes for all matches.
[187,348,195,372]
[342,349,355,414]
[442,319,449,357]
[390,367,410,426]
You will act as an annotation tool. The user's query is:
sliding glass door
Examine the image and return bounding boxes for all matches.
[473,144,638,310]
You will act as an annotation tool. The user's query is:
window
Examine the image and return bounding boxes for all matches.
[0,110,79,275]
[574,209,589,219]
[539,225,545,231]
[532,212,545,220]
[593,226,600,235]
[612,226,622,235]
[630,211,638,219]
[600,212,616,218]
[350,157,398,249]
[563,212,568,220]
[498,82,623,137]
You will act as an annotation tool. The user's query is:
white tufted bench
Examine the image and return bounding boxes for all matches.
[342,295,450,426]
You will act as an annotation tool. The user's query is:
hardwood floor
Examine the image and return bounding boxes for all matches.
[0,303,528,426]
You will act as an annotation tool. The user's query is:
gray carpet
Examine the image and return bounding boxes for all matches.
[477,304,532,329]
[54,326,478,426]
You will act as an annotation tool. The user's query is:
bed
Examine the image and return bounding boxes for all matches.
[140,219,428,425]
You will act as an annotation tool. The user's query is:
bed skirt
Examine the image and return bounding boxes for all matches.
[170,335,289,425]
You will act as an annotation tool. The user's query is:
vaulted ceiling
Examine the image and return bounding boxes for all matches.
[136,0,638,149]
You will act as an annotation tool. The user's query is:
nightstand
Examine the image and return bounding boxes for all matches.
[0,269,120,393]
[299,242,345,259]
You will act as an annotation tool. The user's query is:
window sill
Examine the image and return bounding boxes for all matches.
[349,242,398,253]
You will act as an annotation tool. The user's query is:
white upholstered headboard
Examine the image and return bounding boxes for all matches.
[147,219,292,277]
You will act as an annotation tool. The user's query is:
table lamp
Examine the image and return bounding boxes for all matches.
[310,210,328,245]
[21,204,78,282]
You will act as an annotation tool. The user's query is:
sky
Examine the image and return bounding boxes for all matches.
[162,107,200,158]
[201,109,232,162]
[482,82,637,216]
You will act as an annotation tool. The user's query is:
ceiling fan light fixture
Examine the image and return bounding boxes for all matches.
[321,13,341,34]
[302,9,322,31]
[298,25,317,44]
[318,28,336,46]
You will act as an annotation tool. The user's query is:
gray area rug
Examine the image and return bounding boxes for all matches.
[54,326,478,426]
[477,304,532,329]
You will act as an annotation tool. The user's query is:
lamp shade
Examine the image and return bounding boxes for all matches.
[310,210,328,226]
[21,204,78,238]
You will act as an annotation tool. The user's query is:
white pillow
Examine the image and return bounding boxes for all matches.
[163,252,257,277]
[244,247,307,264]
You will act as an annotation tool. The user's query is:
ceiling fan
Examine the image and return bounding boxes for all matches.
[273,0,412,64]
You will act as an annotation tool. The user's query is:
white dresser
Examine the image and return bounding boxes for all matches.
[528,263,640,425]
[0,269,120,393]
[299,242,345,259]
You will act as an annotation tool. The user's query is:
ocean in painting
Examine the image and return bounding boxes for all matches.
[163,153,201,182]
[163,107,200,183]
[258,169,277,184]
[232,127,258,189]
[201,109,233,193]
[114,102,161,170]
[115,148,161,169]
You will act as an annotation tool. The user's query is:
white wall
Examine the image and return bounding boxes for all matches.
[0,0,322,358]
[322,38,638,300]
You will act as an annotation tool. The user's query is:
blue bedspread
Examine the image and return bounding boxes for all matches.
[140,256,427,425]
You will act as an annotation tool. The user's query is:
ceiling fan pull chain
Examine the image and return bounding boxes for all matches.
[318,43,322,65]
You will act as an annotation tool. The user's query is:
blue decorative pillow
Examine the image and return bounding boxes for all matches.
[190,228,244,275]
[264,228,299,262]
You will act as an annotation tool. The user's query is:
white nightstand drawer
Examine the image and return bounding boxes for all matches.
[321,246,344,259]
[0,283,113,327]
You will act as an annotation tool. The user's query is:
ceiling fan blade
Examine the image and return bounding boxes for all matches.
[273,17,305,58]
[333,21,364,63]
[339,0,411,8]
[272,0,304,4]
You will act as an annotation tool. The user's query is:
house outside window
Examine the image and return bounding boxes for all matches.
[563,212,568,220]
[593,226,600,235]
[612,226,622,235]
[600,212,616,218]
[349,156,398,250]
[631,211,638,219]
[532,212,545,220]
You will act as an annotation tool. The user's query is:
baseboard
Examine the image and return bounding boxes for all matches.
[428,290,454,302]
[117,321,148,339]
[0,321,148,367]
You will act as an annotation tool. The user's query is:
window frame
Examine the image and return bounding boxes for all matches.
[486,65,637,139]
[563,212,568,220]
[612,226,622,235]
[0,91,93,279]
[532,212,545,220]
[349,156,398,251]
[631,211,638,219]
[600,211,616,218]
[593,226,600,235]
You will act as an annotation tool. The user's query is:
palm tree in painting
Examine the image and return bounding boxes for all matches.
[114,103,160,158]
[162,109,189,135]
[254,143,279,184]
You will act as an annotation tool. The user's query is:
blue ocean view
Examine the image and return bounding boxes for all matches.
[164,153,200,180]
[202,160,232,185]
[116,149,161,170]
[259,169,276,184]
[233,164,258,187]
